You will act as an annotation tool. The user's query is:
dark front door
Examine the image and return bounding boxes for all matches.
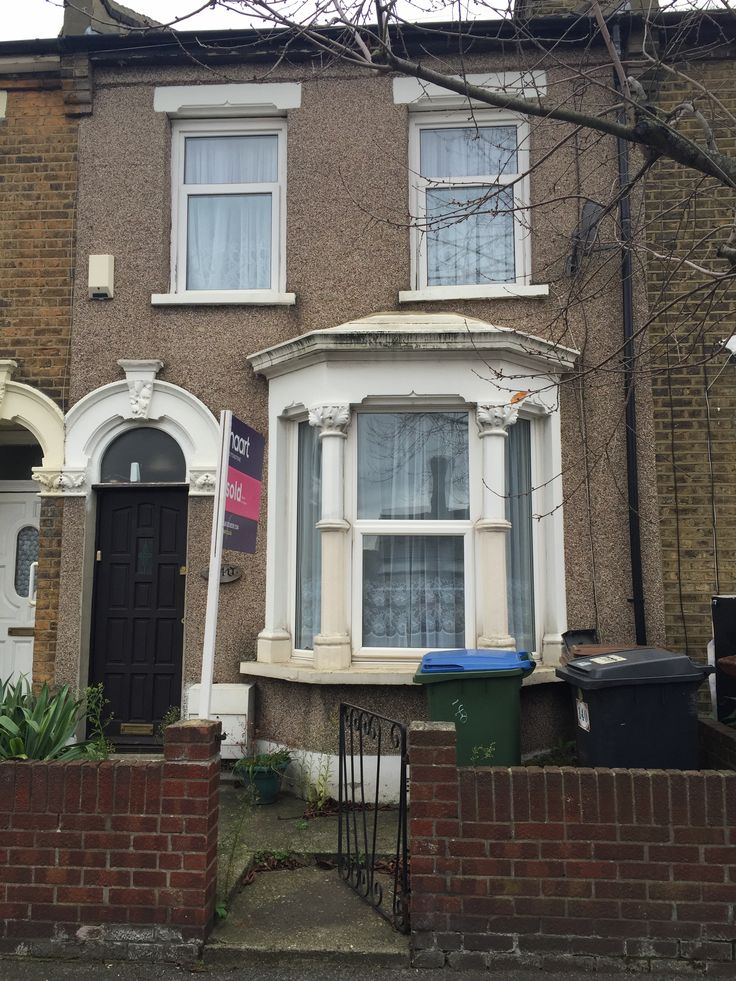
[90,487,188,748]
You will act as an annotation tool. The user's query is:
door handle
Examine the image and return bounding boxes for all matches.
[28,561,38,607]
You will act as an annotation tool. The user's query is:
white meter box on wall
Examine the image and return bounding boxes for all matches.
[186,682,254,759]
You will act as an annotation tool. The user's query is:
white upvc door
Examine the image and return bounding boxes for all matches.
[0,490,40,684]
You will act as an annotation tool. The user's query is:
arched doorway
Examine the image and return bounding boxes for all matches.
[0,360,65,685]
[0,423,42,682]
[89,427,189,748]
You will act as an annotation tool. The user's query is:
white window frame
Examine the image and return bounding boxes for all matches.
[405,109,537,302]
[286,403,547,666]
[165,117,290,304]
[348,405,479,664]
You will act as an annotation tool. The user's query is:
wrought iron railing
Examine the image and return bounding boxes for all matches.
[337,702,410,933]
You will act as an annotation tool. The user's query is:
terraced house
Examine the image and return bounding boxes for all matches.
[8,0,735,778]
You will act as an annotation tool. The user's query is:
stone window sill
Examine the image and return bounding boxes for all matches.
[398,284,549,303]
[151,290,296,306]
[239,659,560,686]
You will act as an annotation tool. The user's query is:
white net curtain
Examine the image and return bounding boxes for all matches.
[184,134,277,291]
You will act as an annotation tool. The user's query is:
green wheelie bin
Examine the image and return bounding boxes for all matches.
[413,649,535,766]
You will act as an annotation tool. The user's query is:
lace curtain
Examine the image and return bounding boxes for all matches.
[362,535,465,648]
[184,135,277,291]
[295,421,321,649]
[419,125,517,287]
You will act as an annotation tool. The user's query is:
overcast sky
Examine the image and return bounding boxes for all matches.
[1,0,251,41]
[3,0,506,42]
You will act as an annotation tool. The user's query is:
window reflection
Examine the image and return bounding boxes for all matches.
[100,429,186,483]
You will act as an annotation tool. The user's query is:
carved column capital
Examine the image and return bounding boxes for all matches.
[32,468,86,497]
[189,469,217,496]
[476,402,519,436]
[308,403,351,437]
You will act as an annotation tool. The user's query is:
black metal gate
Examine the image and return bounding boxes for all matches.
[337,703,410,933]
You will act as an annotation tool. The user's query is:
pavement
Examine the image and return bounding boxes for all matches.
[0,960,702,980]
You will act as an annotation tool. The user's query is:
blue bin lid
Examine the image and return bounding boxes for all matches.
[418,649,533,674]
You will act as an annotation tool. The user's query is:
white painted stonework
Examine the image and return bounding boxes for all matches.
[392,72,548,107]
[248,313,576,676]
[63,361,219,495]
[0,360,65,497]
[153,82,302,117]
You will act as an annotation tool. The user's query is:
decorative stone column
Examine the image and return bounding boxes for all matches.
[476,403,518,650]
[309,403,352,671]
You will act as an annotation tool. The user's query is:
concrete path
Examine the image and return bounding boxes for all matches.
[215,785,409,965]
[209,865,408,965]
[217,786,401,904]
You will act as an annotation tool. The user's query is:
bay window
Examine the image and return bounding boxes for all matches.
[506,419,535,653]
[249,312,573,674]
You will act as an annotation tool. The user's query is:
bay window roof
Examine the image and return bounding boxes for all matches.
[248,313,578,379]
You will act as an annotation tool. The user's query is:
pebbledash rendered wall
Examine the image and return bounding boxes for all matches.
[52,38,665,741]
[0,721,220,961]
[409,722,736,973]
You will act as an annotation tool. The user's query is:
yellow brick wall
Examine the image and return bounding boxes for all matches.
[646,60,736,663]
[0,78,77,405]
[0,76,79,682]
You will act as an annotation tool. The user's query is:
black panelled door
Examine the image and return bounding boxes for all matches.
[90,488,188,746]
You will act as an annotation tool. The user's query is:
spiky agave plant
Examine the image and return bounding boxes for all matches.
[0,676,91,761]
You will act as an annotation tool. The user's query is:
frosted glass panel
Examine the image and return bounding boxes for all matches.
[15,526,39,598]
[426,185,515,286]
[358,413,469,520]
[506,419,535,652]
[363,535,465,648]
[420,126,517,178]
[187,193,271,290]
[185,135,278,184]
[295,422,321,650]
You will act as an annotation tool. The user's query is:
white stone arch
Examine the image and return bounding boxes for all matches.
[63,360,219,496]
[0,360,65,493]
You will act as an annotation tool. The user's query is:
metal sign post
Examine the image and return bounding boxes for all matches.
[199,410,231,721]
[199,412,265,721]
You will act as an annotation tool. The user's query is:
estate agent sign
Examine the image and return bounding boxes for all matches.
[200,411,265,719]
[224,415,265,554]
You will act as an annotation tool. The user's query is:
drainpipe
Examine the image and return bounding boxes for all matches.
[612,20,647,646]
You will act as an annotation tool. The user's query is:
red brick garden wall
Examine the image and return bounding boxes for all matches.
[409,721,736,973]
[0,720,220,961]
